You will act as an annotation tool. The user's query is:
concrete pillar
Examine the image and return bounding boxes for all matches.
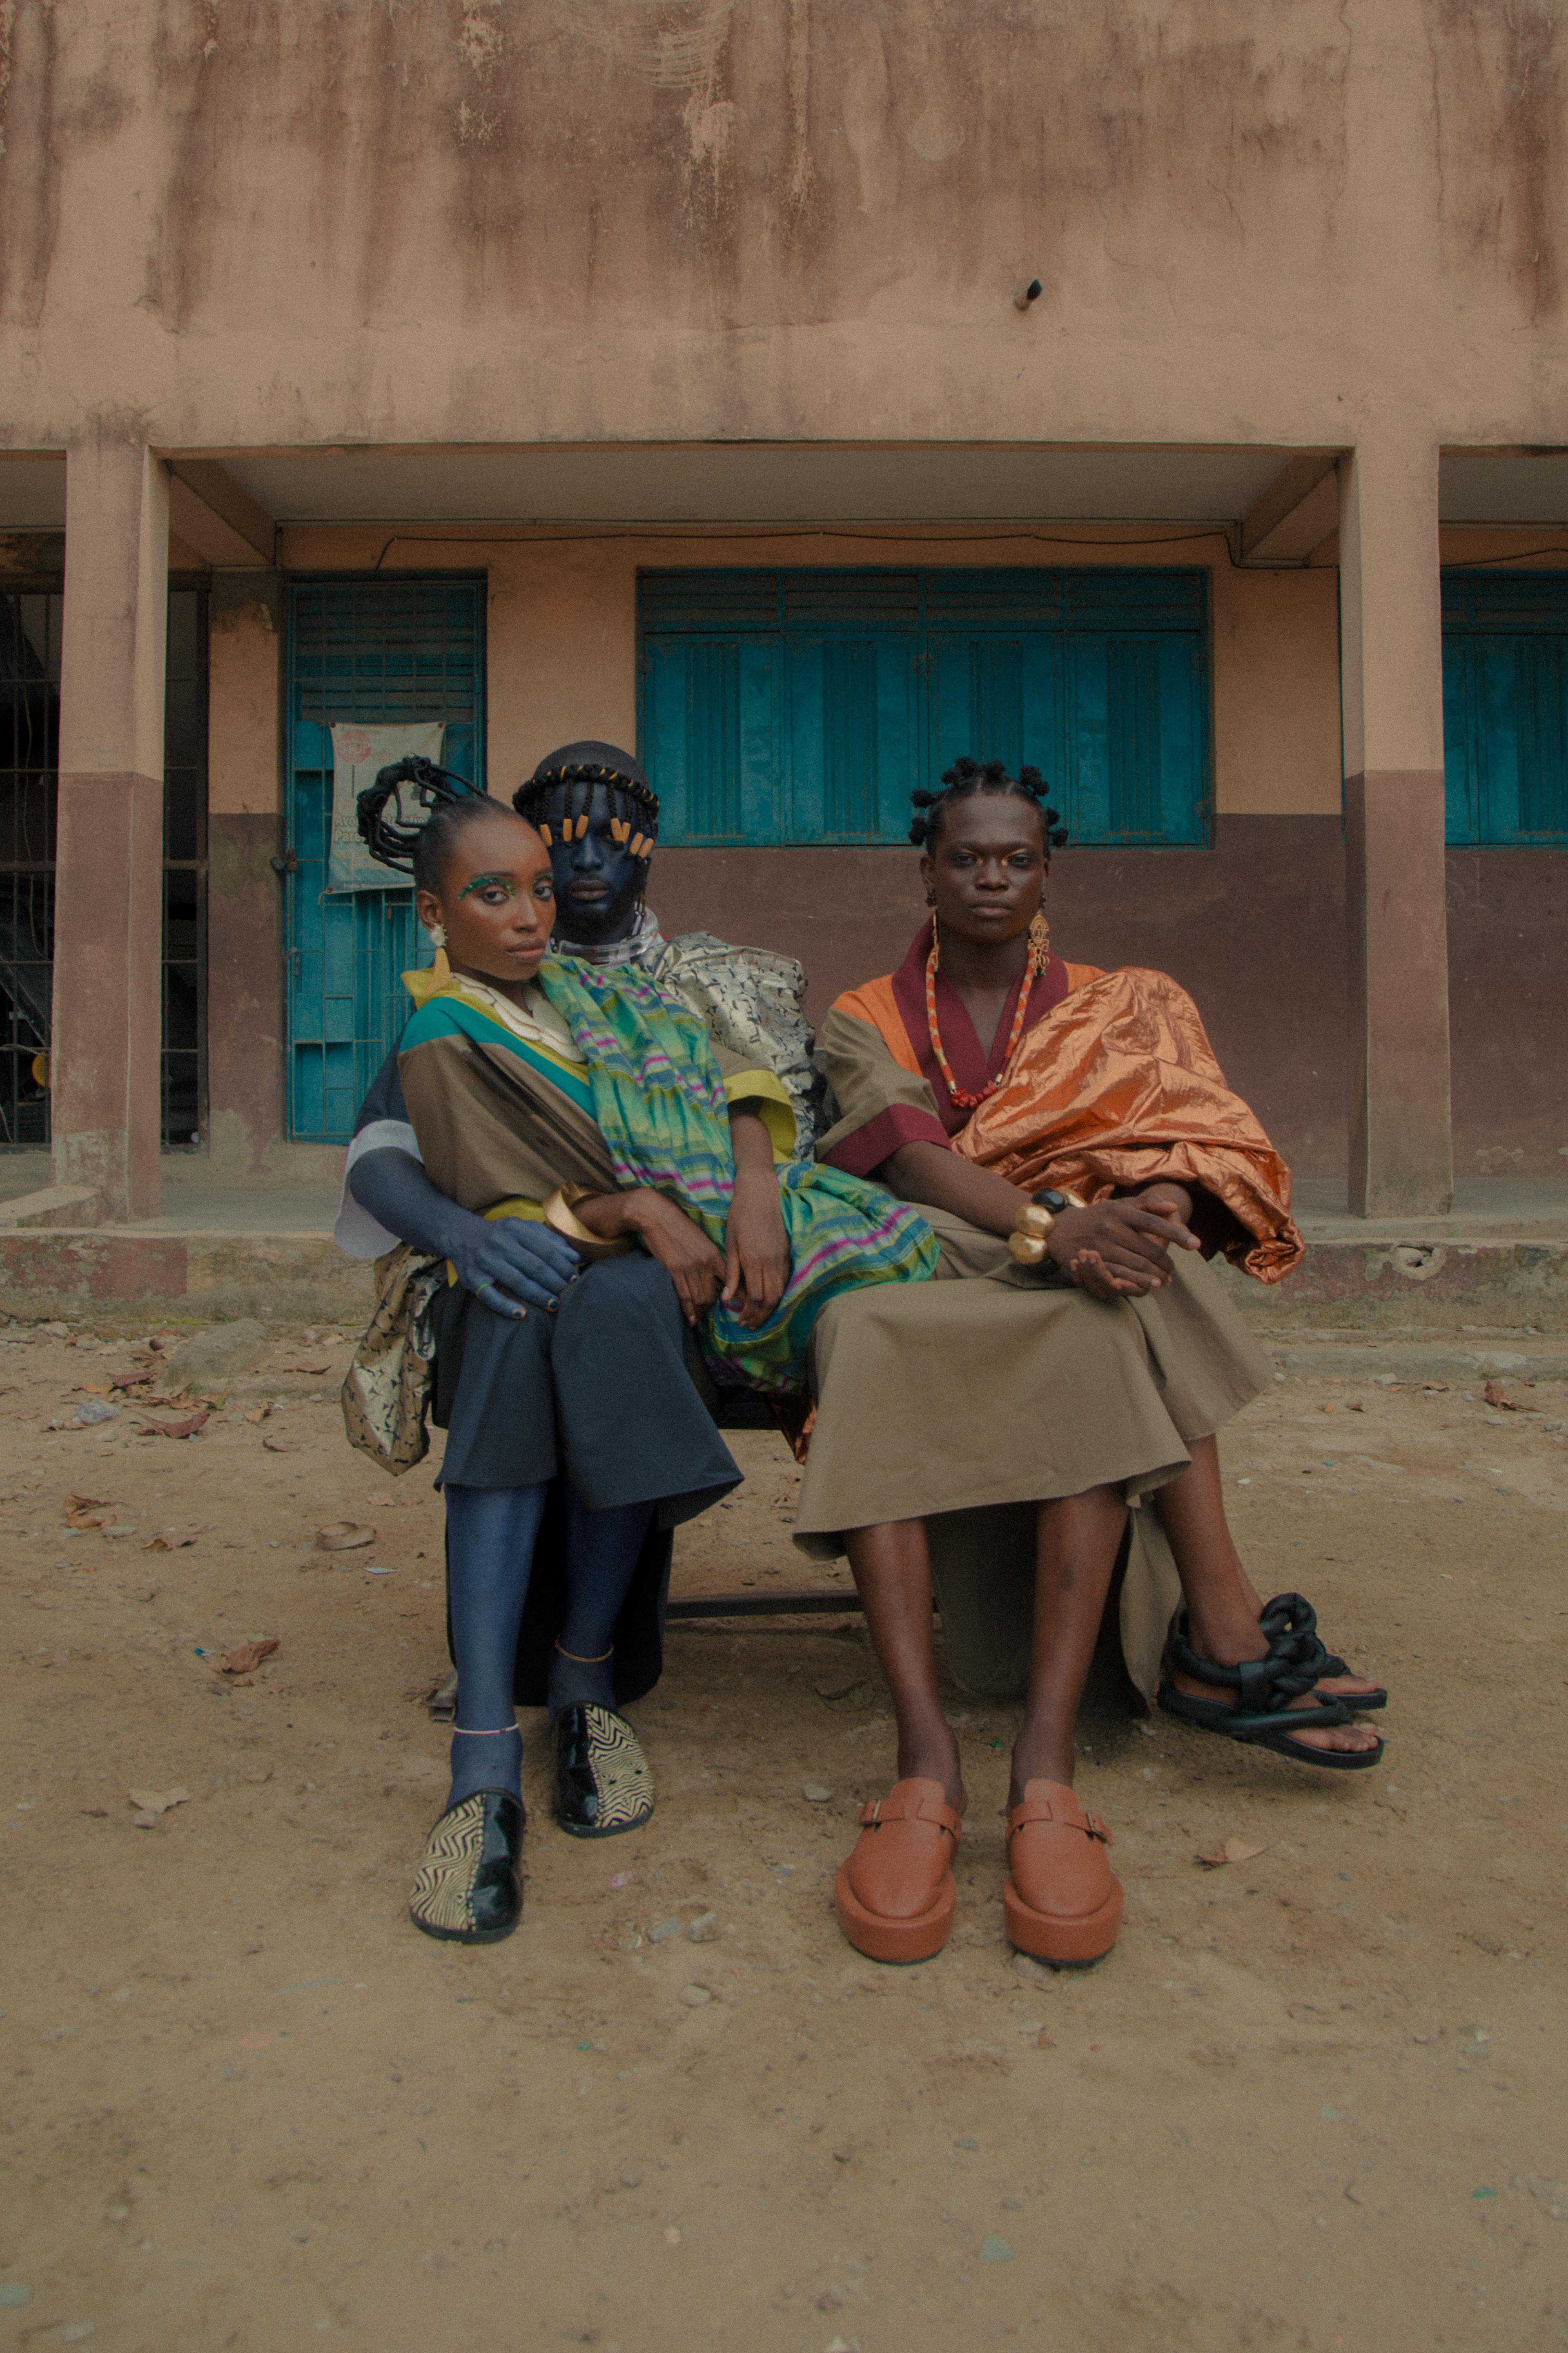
[52,438,168,1219]
[205,571,284,1174]
[1337,435,1453,1216]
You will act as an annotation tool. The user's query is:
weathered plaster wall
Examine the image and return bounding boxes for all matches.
[0,2,1564,452]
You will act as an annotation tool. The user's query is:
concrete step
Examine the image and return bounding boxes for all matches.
[0,1227,372,1325]
[0,1218,1564,1335]
[1219,1233,1568,1334]
[1263,1334,1568,1383]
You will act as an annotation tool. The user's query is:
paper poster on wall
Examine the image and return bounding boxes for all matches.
[327,722,448,892]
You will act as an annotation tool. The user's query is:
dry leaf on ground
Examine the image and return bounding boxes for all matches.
[217,1637,280,1675]
[64,1493,117,1529]
[128,1786,190,1816]
[1483,1380,1521,1411]
[142,1528,202,1552]
[132,1411,210,1441]
[280,1361,331,1376]
[262,1434,301,1453]
[1195,1837,1270,1869]
[315,1521,374,1552]
[243,1403,274,1424]
[110,1369,154,1389]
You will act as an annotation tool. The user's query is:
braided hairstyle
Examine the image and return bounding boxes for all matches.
[909,756,1069,854]
[512,739,660,861]
[355,755,504,894]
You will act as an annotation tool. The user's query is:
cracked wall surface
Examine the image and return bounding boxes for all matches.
[0,0,1563,447]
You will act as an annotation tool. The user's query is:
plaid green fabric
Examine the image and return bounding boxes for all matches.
[537,956,937,1390]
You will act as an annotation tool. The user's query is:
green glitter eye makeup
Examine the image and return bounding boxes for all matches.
[458,872,517,901]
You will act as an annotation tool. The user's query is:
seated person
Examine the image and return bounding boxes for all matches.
[518,739,824,1158]
[794,756,1384,1972]
[346,769,935,1947]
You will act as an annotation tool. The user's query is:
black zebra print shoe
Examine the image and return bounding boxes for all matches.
[408,1789,525,1943]
[553,1704,655,1839]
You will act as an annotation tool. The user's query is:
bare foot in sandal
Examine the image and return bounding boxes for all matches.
[1231,1565,1385,1708]
[1165,1593,1383,1761]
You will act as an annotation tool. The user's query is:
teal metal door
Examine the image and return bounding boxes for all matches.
[283,577,486,1141]
[638,567,1209,846]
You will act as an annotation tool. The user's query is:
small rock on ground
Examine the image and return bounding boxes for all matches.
[163,1319,270,1387]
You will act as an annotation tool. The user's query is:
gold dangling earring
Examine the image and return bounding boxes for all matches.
[1028,909,1050,966]
[426,921,451,984]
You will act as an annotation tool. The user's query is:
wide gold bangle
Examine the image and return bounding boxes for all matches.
[542,1188,635,1261]
[1006,1191,1085,1266]
[1007,1201,1055,1267]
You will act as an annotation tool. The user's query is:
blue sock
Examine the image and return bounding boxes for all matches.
[546,1494,656,1722]
[444,1483,548,1809]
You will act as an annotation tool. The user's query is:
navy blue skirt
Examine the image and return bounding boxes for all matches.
[428,1251,741,1707]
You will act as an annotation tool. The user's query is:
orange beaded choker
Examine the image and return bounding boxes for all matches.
[925,912,1050,1111]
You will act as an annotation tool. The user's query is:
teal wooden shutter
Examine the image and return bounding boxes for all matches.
[637,566,1208,847]
[926,569,1065,819]
[784,571,919,841]
[284,577,486,1141]
[1442,572,1568,844]
[638,572,781,843]
[1060,572,1207,846]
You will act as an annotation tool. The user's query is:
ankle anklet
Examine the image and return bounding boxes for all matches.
[452,1722,521,1736]
[554,1641,613,1664]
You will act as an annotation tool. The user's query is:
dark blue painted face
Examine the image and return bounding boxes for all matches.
[544,782,651,946]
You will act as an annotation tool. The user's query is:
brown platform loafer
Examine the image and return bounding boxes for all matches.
[834,1776,962,1964]
[1002,1778,1122,1968]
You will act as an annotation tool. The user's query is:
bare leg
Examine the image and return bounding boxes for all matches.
[843,1521,964,1811]
[1009,1483,1128,1807]
[1155,1436,1379,1753]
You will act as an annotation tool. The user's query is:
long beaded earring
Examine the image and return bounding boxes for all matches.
[1028,909,1050,964]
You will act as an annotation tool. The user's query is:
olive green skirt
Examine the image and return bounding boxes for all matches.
[794,1213,1272,1704]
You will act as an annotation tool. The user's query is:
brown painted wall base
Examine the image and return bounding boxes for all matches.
[1447,848,1568,1180]
[653,820,1568,1182]
[184,820,1568,1191]
[656,816,1350,1175]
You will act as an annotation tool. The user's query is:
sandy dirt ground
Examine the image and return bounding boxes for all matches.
[2,1318,1566,2353]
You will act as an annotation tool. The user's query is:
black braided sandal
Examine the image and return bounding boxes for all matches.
[1157,1592,1384,1771]
[1315,1649,1388,1711]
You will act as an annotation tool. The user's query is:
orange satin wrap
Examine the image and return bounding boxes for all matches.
[950,966,1305,1283]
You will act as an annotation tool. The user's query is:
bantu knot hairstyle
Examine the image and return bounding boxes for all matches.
[909,755,1070,854]
[356,755,503,896]
[513,739,661,861]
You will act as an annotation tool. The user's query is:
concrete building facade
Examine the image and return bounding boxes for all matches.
[1,0,1566,1236]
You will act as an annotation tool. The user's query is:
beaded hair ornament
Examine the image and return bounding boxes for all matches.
[513,753,661,863]
[354,754,491,874]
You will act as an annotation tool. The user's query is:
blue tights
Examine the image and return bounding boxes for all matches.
[548,1493,656,1720]
[442,1483,655,1809]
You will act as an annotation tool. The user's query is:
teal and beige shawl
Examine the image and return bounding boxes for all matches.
[396,959,936,1391]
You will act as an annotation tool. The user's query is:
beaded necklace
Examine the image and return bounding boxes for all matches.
[924,911,1050,1111]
